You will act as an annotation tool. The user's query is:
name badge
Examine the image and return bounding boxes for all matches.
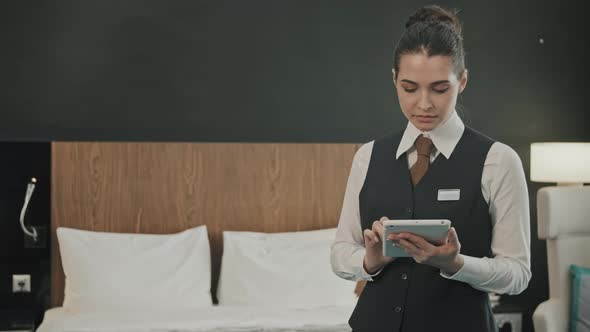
[438,189,460,201]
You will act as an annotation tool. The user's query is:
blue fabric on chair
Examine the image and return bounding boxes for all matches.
[570,264,590,332]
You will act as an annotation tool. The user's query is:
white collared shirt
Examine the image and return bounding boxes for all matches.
[330,111,532,295]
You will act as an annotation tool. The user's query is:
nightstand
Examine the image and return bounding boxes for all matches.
[0,311,35,332]
[493,304,524,332]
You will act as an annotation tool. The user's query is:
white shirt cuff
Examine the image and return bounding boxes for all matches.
[353,249,383,281]
[440,254,488,284]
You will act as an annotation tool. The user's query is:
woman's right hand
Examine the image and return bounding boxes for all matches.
[363,216,395,274]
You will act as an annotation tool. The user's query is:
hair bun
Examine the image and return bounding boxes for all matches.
[405,5,462,36]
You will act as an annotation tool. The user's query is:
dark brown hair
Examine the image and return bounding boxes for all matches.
[393,5,465,79]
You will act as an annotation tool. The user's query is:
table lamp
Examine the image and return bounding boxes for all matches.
[531,143,590,186]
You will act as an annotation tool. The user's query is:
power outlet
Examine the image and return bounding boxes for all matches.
[12,274,31,293]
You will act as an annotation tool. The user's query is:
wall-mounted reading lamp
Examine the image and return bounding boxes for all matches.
[20,177,38,243]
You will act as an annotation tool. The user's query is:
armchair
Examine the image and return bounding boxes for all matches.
[533,186,590,332]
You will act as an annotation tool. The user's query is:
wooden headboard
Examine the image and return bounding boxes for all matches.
[51,142,360,307]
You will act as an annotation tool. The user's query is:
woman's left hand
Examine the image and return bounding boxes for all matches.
[387,227,464,275]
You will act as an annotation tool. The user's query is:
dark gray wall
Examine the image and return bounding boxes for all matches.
[2,0,587,141]
[1,1,588,331]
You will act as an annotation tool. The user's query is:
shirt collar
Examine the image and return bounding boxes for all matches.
[395,110,465,160]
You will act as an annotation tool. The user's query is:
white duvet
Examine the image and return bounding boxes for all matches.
[37,305,354,332]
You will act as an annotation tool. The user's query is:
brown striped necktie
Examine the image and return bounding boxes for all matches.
[410,134,434,186]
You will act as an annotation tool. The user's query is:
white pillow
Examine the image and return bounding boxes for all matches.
[57,225,212,313]
[217,228,356,307]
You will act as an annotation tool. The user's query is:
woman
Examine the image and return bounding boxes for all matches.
[331,5,531,332]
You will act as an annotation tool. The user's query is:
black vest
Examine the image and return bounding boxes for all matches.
[349,127,497,332]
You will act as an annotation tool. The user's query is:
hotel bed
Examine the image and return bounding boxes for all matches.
[38,305,355,332]
[40,142,360,332]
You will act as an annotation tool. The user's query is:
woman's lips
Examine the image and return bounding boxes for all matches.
[414,115,437,123]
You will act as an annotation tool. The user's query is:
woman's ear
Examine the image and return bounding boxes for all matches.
[459,69,468,93]
[391,68,397,86]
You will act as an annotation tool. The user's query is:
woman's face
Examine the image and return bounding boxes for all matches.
[393,53,467,132]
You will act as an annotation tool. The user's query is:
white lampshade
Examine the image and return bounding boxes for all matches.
[530,143,590,185]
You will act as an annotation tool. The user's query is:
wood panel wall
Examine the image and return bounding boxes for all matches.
[51,142,360,307]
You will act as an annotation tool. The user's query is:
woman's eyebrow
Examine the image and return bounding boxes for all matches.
[430,80,450,86]
[400,79,417,85]
[400,79,450,86]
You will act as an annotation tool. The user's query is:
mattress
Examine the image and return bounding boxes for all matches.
[36,304,355,332]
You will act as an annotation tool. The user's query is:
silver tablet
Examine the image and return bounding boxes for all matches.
[382,219,451,257]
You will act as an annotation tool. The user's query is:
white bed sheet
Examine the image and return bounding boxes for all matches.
[36,305,355,332]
